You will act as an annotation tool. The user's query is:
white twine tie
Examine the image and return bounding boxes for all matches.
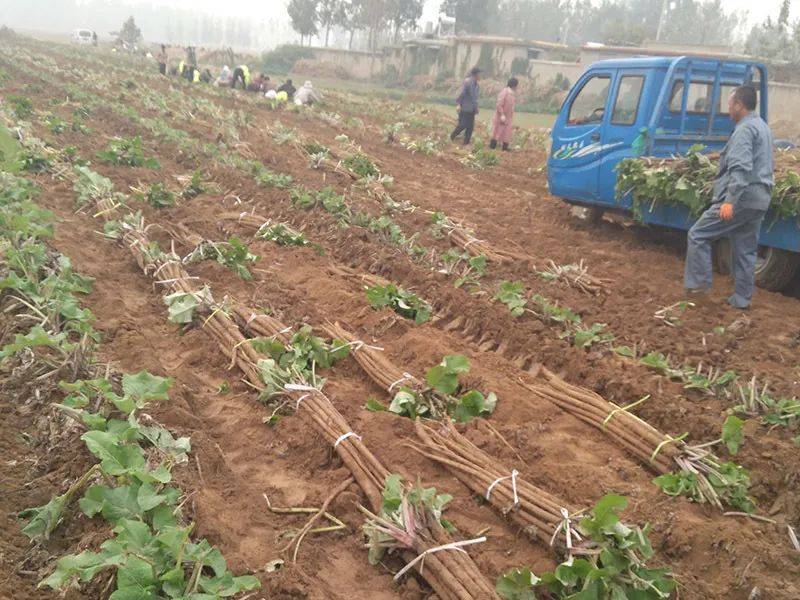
[485,470,519,507]
[550,507,581,553]
[388,372,415,391]
[333,431,362,447]
[393,537,486,580]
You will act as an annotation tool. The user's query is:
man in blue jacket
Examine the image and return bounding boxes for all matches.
[684,85,774,308]
[450,67,481,145]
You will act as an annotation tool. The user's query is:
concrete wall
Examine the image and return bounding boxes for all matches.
[303,47,385,79]
[768,82,800,125]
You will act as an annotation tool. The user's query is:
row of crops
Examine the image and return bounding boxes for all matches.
[2,35,799,599]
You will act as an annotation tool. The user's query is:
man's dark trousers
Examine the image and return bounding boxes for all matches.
[685,204,765,308]
[451,111,476,144]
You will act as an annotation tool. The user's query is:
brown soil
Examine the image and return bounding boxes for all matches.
[1,36,799,600]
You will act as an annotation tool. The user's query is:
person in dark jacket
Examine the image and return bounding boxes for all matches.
[277,79,297,99]
[450,67,481,145]
[684,85,774,309]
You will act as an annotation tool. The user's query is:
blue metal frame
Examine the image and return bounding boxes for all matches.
[548,55,798,253]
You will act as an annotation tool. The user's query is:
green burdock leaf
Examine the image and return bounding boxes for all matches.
[122,371,172,404]
[81,431,147,476]
[0,325,70,358]
[79,484,142,523]
[111,555,158,600]
[722,415,744,455]
[496,567,539,599]
[426,354,470,395]
[19,495,69,541]
[40,549,124,590]
[364,398,388,412]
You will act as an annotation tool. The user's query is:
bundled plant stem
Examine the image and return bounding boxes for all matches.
[413,420,580,551]
[324,322,424,394]
[523,367,740,509]
[433,211,515,263]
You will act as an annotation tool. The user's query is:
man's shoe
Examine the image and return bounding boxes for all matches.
[685,288,709,297]
[727,296,750,310]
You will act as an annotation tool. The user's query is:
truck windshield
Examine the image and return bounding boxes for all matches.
[568,75,610,125]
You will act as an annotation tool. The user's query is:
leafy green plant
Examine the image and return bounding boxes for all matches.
[19,147,51,173]
[73,165,126,210]
[136,182,175,208]
[258,222,322,253]
[494,281,528,317]
[653,462,754,513]
[497,495,676,600]
[22,372,259,598]
[97,136,160,168]
[343,152,380,179]
[388,354,497,422]
[248,325,349,397]
[253,165,293,189]
[365,283,431,324]
[7,94,33,119]
[721,414,744,455]
[181,169,209,199]
[45,114,67,134]
[363,474,454,565]
[460,141,500,170]
[572,322,615,349]
[184,237,259,280]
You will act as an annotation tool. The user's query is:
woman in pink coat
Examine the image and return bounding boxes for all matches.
[490,77,519,151]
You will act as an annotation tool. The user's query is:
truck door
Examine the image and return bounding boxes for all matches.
[596,71,647,207]
[549,70,614,202]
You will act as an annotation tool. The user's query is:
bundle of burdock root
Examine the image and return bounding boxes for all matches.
[616,147,800,221]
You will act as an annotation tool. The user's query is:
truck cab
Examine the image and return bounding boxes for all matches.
[548,55,799,291]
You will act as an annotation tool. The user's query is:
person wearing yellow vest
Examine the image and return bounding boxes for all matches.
[230,65,250,90]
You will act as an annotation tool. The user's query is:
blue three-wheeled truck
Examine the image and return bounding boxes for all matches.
[548,55,800,291]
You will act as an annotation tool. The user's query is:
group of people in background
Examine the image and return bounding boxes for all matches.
[451,66,519,152]
[154,45,321,107]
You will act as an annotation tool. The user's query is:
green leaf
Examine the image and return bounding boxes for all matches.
[40,549,123,590]
[20,495,68,541]
[364,398,388,412]
[496,567,539,599]
[721,415,744,455]
[81,431,147,476]
[110,555,158,600]
[79,484,142,522]
[122,371,172,404]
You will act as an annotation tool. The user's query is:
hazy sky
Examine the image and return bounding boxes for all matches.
[124,0,797,29]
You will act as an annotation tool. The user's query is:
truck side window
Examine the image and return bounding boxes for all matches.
[611,76,644,125]
[719,83,759,114]
[668,81,712,114]
[567,75,610,126]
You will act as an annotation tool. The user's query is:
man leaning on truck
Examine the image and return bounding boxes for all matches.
[684,85,774,309]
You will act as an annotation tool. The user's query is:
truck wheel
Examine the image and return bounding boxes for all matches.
[714,239,800,291]
[586,206,606,224]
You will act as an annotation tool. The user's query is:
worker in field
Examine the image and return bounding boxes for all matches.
[490,77,519,151]
[231,65,251,90]
[684,85,774,309]
[248,73,270,92]
[216,65,232,87]
[450,67,481,146]
[277,79,297,100]
[294,81,321,106]
[157,44,168,75]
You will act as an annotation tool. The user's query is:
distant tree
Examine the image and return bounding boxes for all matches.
[337,0,365,49]
[288,0,320,45]
[117,16,142,46]
[388,0,423,42]
[779,0,791,27]
[318,0,342,46]
[440,0,499,34]
[357,0,392,50]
